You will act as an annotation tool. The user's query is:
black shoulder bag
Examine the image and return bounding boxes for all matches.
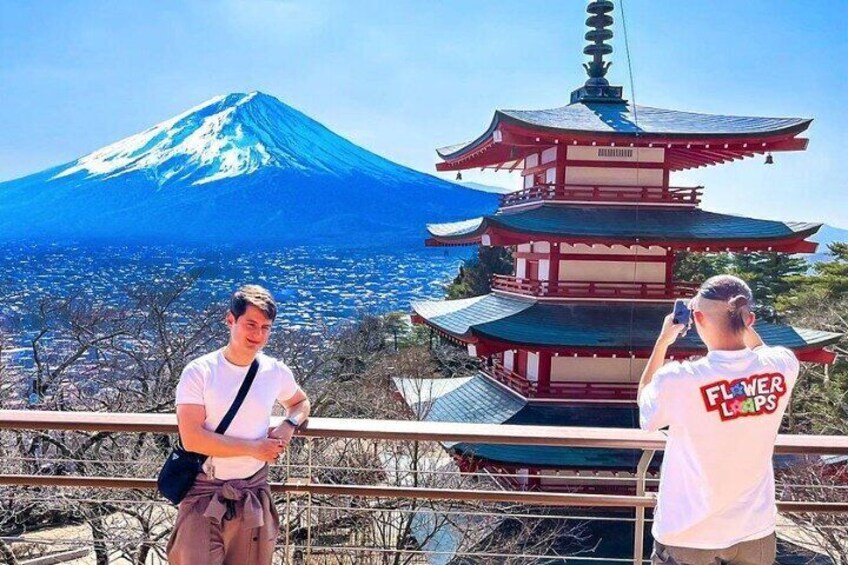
[157,359,259,504]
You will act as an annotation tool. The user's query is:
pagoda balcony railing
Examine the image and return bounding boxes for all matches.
[485,361,638,401]
[0,411,846,565]
[492,275,700,300]
[500,183,704,207]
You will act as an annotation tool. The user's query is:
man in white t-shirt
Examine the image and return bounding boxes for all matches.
[638,275,799,564]
[167,285,310,565]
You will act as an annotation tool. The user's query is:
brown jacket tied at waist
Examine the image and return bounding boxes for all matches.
[167,465,280,565]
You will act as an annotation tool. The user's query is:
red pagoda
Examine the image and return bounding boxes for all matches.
[396,0,840,493]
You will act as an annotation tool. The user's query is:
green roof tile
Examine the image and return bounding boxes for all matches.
[427,205,819,243]
[413,296,842,353]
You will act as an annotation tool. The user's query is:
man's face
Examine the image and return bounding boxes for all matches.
[227,304,273,353]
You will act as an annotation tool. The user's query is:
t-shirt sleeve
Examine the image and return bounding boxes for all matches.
[175,363,205,405]
[767,346,800,388]
[638,361,682,431]
[276,361,300,405]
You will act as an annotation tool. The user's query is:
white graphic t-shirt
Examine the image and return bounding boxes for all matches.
[639,346,799,549]
[175,349,299,480]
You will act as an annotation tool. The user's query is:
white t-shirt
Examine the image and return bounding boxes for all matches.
[639,346,799,549]
[175,349,299,480]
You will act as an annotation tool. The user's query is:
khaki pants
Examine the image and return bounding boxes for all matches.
[166,466,280,565]
[652,533,776,565]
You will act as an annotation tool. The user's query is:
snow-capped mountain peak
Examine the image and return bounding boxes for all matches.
[52,91,407,186]
[0,90,497,244]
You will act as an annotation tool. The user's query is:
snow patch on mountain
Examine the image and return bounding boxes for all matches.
[1,90,497,245]
[51,91,414,187]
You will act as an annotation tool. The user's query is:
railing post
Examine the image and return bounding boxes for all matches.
[306,438,313,562]
[284,447,292,565]
[634,449,656,565]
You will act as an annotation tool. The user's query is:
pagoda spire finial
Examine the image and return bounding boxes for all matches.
[571,0,625,104]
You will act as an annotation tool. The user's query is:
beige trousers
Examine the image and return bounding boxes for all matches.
[651,533,777,565]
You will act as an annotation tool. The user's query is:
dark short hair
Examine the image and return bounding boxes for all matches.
[230,285,277,322]
[696,275,753,333]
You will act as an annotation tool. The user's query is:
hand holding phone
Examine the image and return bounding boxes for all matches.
[672,299,691,327]
[657,299,691,346]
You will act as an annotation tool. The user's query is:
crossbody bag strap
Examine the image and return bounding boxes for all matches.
[213,359,260,435]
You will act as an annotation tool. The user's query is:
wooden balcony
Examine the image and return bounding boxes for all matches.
[492,275,699,300]
[485,361,638,401]
[500,183,703,208]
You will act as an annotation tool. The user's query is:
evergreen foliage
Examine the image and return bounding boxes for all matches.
[675,251,807,321]
[731,252,808,321]
[775,243,848,437]
[673,251,732,284]
[446,247,513,299]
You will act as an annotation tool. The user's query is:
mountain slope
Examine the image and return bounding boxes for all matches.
[0,92,496,245]
[808,224,848,263]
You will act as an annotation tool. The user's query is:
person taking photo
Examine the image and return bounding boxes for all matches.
[639,275,799,565]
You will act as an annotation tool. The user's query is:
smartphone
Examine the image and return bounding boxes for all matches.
[672,299,691,326]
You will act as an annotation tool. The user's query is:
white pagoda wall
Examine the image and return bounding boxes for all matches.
[526,352,539,382]
[560,260,666,283]
[565,166,664,187]
[512,243,669,285]
[522,149,558,189]
[550,356,648,383]
[503,350,515,372]
[559,243,667,283]
[564,146,665,187]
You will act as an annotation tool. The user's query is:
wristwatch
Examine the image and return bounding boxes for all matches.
[283,414,303,429]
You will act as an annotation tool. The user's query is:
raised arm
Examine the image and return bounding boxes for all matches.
[638,313,684,401]
[177,404,282,462]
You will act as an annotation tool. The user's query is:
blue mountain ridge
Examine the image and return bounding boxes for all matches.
[808,224,848,264]
[0,92,497,246]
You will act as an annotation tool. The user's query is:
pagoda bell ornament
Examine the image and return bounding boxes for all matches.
[764,153,774,165]
[456,171,463,180]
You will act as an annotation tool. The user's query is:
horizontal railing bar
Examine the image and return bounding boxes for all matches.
[2,410,847,454]
[0,496,647,522]
[3,537,651,563]
[0,474,653,508]
[1,474,846,513]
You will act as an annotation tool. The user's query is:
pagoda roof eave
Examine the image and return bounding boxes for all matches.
[393,373,655,471]
[436,104,812,172]
[411,294,842,362]
[426,206,822,253]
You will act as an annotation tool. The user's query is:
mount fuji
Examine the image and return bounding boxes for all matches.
[0,92,496,245]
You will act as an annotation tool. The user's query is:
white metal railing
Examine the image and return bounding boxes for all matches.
[0,410,846,564]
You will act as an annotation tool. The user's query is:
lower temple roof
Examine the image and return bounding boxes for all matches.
[412,293,842,357]
[393,373,652,471]
[394,374,813,471]
[426,205,819,251]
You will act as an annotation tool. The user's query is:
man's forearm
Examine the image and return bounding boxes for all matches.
[287,399,311,422]
[638,340,670,400]
[270,399,311,437]
[182,428,255,458]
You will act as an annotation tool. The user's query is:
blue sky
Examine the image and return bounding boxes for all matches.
[1,0,846,227]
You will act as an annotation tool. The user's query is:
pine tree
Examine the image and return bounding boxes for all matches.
[446,247,513,299]
[730,252,808,321]
[673,251,732,284]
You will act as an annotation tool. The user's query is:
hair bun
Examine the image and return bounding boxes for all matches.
[728,295,749,310]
